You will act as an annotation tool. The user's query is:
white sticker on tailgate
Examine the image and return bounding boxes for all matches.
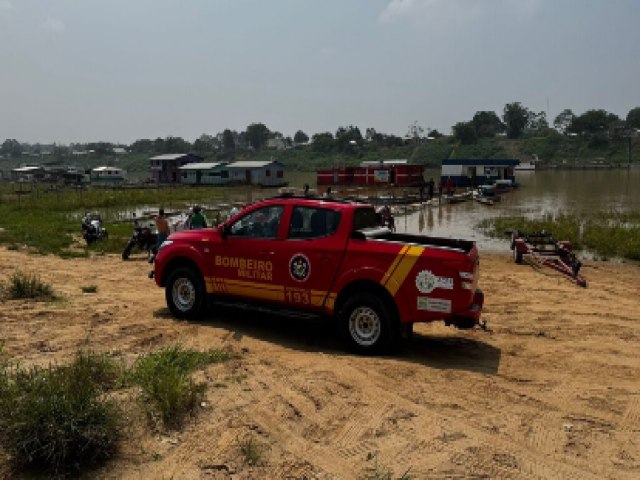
[415,270,453,293]
[417,297,452,313]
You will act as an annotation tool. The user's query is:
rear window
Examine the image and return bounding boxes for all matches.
[353,207,378,230]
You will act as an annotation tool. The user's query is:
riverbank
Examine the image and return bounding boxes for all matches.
[1,248,639,478]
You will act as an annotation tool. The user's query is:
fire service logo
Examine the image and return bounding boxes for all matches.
[289,254,310,282]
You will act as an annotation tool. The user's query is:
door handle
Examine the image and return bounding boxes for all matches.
[260,251,275,256]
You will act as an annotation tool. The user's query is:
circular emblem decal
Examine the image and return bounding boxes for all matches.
[415,270,437,293]
[289,253,311,282]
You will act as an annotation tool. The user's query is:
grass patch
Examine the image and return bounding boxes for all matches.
[477,210,640,261]
[361,458,412,480]
[0,351,123,475]
[129,345,230,430]
[237,433,263,466]
[81,284,98,293]
[4,272,55,300]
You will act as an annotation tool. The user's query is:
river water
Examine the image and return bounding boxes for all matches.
[287,167,640,252]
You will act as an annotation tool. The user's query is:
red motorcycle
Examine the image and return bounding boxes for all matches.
[122,222,157,260]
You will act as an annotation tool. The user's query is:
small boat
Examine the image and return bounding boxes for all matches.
[515,161,536,171]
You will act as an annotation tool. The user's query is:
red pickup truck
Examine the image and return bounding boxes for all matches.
[151,195,484,354]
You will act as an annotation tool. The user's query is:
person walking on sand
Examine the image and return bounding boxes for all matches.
[155,208,170,249]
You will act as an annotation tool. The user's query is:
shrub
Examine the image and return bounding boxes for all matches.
[5,272,55,300]
[130,346,230,430]
[237,433,263,466]
[0,351,122,475]
[81,284,98,293]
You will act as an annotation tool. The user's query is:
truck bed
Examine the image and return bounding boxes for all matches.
[352,228,475,253]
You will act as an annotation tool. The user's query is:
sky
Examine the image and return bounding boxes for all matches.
[1,0,640,145]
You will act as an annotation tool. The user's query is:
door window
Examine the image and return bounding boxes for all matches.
[288,207,341,239]
[229,205,283,239]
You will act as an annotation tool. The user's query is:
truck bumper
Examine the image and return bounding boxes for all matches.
[445,288,484,329]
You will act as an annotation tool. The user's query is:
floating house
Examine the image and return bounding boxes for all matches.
[225,160,286,187]
[11,165,45,182]
[441,159,519,188]
[149,153,204,183]
[317,159,424,186]
[91,166,126,183]
[178,162,229,185]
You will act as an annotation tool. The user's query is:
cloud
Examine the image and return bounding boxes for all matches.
[379,0,540,25]
[319,46,335,57]
[42,16,65,33]
[0,0,13,13]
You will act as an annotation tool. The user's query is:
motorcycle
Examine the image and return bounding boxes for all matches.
[122,221,157,260]
[82,212,108,244]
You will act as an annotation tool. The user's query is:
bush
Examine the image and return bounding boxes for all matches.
[129,346,230,430]
[5,272,55,300]
[0,351,122,475]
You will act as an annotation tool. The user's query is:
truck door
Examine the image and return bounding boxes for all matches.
[279,205,345,310]
[213,205,287,304]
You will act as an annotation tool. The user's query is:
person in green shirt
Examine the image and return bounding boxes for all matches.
[189,205,207,230]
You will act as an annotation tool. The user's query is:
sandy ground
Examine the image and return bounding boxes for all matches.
[0,247,639,479]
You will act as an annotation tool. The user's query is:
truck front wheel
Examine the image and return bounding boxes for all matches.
[165,267,206,319]
[339,293,395,355]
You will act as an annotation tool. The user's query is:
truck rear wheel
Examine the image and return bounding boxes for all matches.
[339,293,395,355]
[165,267,206,319]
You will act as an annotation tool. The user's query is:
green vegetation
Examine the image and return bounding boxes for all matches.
[477,211,640,261]
[237,433,264,466]
[129,345,231,430]
[0,345,231,473]
[3,271,55,299]
[81,284,98,293]
[0,351,123,475]
[0,183,231,255]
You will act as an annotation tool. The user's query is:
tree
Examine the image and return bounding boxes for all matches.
[471,111,504,138]
[427,129,444,138]
[568,109,620,135]
[222,129,236,155]
[293,130,309,144]
[245,123,270,150]
[452,122,477,145]
[335,125,363,152]
[311,132,335,153]
[553,109,574,134]
[527,111,548,131]
[130,139,154,153]
[163,136,191,153]
[407,121,424,144]
[1,139,22,157]
[193,134,218,154]
[626,107,640,129]
[503,102,530,139]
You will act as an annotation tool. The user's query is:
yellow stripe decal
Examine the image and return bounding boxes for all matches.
[385,246,424,296]
[381,245,409,286]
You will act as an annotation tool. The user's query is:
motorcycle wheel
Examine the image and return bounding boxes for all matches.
[122,242,134,260]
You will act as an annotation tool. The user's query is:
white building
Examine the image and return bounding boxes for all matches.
[225,160,286,187]
[91,166,126,182]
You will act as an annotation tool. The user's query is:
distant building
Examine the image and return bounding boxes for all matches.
[441,159,519,187]
[317,159,424,186]
[91,166,126,183]
[179,162,229,185]
[225,160,286,187]
[11,165,45,182]
[267,138,287,150]
[149,153,204,183]
[112,147,128,155]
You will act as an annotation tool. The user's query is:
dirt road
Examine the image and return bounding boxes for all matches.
[0,247,639,479]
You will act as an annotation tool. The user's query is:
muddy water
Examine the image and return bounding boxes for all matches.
[289,167,640,252]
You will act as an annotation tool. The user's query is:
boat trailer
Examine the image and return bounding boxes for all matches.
[510,230,587,287]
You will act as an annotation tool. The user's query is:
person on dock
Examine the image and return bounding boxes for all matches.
[427,178,435,200]
[419,181,426,203]
[446,176,454,196]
